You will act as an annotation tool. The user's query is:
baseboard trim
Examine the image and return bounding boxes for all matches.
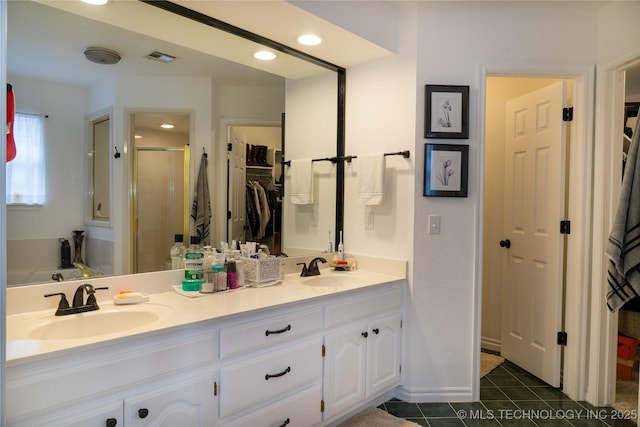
[481,336,501,353]
[394,385,472,403]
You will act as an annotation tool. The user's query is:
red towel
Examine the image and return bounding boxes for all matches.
[6,84,16,162]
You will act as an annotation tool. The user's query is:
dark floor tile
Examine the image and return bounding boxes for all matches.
[384,401,424,418]
[568,419,609,426]
[534,418,574,426]
[532,386,571,400]
[500,386,541,401]
[480,387,509,401]
[482,400,519,413]
[604,418,638,427]
[418,402,456,417]
[502,363,530,376]
[515,400,553,411]
[545,399,586,412]
[461,418,502,427]
[424,418,466,427]
[480,377,494,388]
[406,418,429,426]
[486,374,523,387]
[450,401,486,412]
[497,418,537,426]
[518,374,550,387]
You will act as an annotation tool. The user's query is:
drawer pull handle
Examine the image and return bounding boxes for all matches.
[278,418,291,427]
[362,331,368,338]
[138,408,149,419]
[265,324,291,336]
[265,366,291,380]
[372,328,380,334]
[106,418,117,427]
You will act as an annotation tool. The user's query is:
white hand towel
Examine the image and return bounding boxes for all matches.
[290,159,313,205]
[356,153,385,205]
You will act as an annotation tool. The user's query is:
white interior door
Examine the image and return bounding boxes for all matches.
[227,127,247,244]
[501,81,567,387]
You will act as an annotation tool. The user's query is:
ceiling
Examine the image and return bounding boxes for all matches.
[8,0,392,90]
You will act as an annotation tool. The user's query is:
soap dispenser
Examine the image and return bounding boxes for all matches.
[337,231,344,261]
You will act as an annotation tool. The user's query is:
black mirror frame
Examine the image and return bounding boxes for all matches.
[141,0,346,251]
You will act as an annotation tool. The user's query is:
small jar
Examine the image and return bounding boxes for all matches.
[212,265,227,292]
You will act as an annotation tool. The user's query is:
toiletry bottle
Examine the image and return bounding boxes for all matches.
[170,234,185,269]
[227,259,238,289]
[232,250,245,288]
[338,231,345,261]
[183,236,204,291]
[59,238,71,268]
[213,265,226,292]
[327,230,333,253]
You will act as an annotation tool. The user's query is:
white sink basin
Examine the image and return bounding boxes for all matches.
[302,275,365,287]
[28,309,162,340]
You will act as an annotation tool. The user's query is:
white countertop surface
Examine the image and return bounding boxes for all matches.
[6,267,405,365]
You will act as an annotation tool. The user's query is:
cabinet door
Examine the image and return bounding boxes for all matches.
[9,401,123,427]
[322,324,367,420]
[124,372,216,427]
[366,313,402,398]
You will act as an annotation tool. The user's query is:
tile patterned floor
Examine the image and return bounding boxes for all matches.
[381,359,638,427]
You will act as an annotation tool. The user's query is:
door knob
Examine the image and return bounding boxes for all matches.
[499,239,511,248]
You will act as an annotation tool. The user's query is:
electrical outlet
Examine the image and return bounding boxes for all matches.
[365,208,374,230]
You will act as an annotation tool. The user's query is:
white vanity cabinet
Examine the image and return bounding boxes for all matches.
[218,307,324,426]
[6,328,218,427]
[322,287,403,422]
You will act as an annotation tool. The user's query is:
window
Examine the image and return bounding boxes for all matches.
[6,112,46,205]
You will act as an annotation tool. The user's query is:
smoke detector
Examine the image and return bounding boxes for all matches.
[84,47,121,65]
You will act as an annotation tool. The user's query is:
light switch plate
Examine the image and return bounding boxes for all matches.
[365,208,374,230]
[428,215,441,234]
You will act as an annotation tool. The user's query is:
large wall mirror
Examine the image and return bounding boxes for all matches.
[6,0,344,286]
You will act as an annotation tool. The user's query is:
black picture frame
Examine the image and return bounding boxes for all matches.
[423,143,469,197]
[425,84,469,139]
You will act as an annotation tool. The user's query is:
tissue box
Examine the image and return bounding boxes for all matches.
[242,257,281,283]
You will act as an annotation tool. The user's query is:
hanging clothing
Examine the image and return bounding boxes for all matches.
[245,179,272,240]
[6,83,16,162]
[606,117,640,311]
[191,153,212,245]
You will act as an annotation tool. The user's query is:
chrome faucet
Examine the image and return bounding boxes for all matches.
[298,257,327,277]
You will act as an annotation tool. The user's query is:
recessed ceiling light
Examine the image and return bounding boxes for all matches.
[134,135,142,139]
[146,51,176,63]
[160,123,175,129]
[253,51,276,61]
[81,0,110,5]
[297,34,323,46]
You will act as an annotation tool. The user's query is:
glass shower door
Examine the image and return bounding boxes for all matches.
[133,146,190,273]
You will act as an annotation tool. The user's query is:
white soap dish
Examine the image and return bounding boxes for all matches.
[113,292,149,305]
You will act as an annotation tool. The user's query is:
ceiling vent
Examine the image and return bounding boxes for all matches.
[84,46,121,65]
[146,51,176,63]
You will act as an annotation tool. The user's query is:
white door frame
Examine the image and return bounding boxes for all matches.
[475,63,595,402]
[589,49,640,407]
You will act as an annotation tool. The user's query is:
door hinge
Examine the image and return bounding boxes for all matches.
[557,331,568,346]
[227,142,233,151]
[560,220,571,235]
[321,400,325,412]
[227,210,232,220]
[400,319,403,329]
[563,107,573,122]
[399,364,402,374]
[214,381,218,396]
[322,344,326,357]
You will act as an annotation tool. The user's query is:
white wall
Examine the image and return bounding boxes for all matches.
[341,1,599,401]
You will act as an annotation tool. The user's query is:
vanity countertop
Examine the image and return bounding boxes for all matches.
[6,265,406,365]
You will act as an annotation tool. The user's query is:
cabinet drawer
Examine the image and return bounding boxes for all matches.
[326,285,402,329]
[220,307,322,360]
[219,337,322,419]
[221,383,322,427]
